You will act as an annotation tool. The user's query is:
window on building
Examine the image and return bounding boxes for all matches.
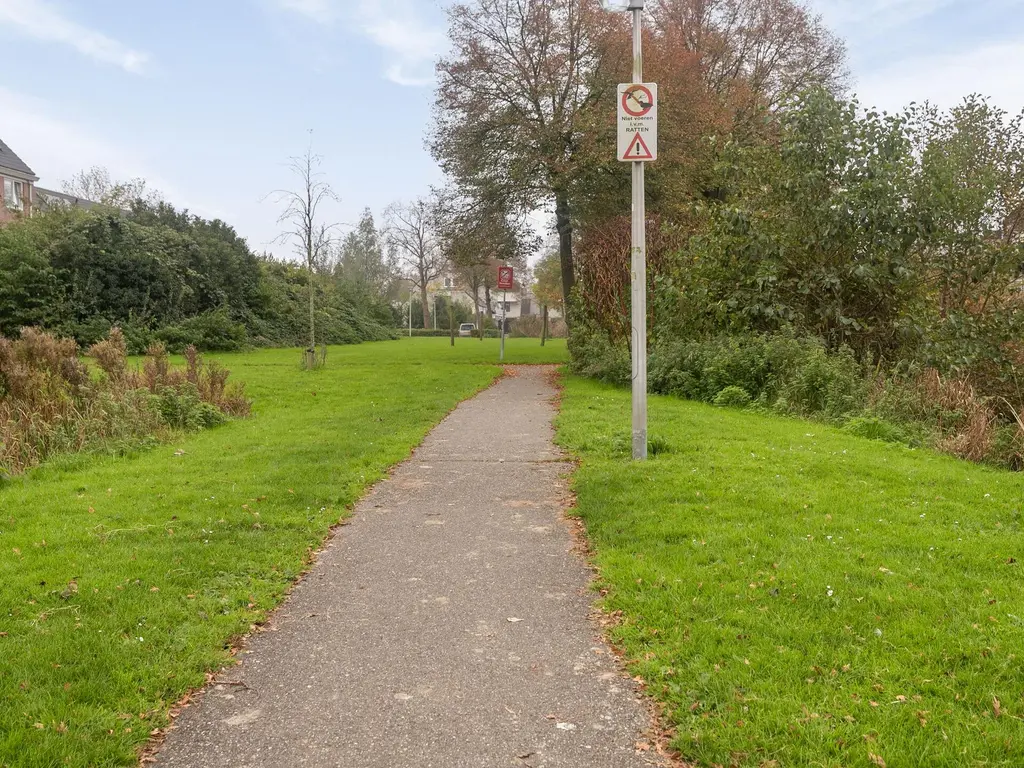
[443,277,453,289]
[3,179,23,211]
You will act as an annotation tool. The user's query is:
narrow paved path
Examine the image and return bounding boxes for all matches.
[155,366,661,768]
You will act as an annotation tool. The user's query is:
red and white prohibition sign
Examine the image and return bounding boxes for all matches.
[616,82,658,162]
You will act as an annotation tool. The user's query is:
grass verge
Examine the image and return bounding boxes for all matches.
[556,374,1024,768]
[0,338,566,767]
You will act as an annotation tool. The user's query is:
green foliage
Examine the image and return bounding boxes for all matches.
[532,249,564,313]
[155,309,247,352]
[0,202,395,351]
[662,89,919,356]
[842,415,909,444]
[712,385,751,408]
[649,333,867,420]
[335,208,397,300]
[0,216,57,335]
[574,90,1024,465]
[568,321,632,386]
[152,384,228,430]
[557,375,1024,767]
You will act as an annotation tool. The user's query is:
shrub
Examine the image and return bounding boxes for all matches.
[568,324,631,386]
[649,333,867,420]
[714,386,752,408]
[843,416,909,444]
[155,309,247,352]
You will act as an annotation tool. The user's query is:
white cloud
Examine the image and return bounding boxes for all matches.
[0,0,148,73]
[273,0,446,86]
[855,39,1024,114]
[355,1,447,86]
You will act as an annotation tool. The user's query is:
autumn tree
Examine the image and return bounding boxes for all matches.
[385,199,446,329]
[272,144,339,364]
[432,0,618,323]
[533,248,564,316]
[650,0,847,133]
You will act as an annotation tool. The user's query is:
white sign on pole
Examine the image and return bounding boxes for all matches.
[616,82,657,162]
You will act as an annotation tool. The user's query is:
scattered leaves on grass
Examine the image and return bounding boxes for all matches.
[868,753,887,767]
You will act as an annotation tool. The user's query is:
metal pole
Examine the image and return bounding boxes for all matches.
[630,4,647,460]
[408,294,412,338]
[499,290,506,361]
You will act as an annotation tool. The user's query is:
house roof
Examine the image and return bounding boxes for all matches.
[35,187,99,211]
[0,138,38,180]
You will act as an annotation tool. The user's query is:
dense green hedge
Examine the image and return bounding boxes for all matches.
[0,202,396,351]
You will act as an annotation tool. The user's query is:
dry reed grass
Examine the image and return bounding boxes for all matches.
[0,328,249,476]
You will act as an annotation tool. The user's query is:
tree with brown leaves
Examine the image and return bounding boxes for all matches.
[432,0,618,323]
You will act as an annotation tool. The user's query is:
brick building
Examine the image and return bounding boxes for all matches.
[0,138,38,222]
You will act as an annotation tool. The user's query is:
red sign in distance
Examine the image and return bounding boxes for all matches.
[497,266,514,290]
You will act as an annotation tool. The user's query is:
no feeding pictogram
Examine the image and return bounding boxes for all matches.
[621,85,654,117]
[497,266,514,290]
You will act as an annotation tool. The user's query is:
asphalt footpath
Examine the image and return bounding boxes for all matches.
[155,365,664,768]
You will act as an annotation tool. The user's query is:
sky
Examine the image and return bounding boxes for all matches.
[1,0,1022,261]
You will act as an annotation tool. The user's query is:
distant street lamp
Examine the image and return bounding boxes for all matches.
[600,0,648,460]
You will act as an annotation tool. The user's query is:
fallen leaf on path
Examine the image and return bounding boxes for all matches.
[634,742,651,752]
[555,722,576,731]
[507,617,523,623]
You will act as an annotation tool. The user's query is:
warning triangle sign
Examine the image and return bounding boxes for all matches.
[623,132,654,161]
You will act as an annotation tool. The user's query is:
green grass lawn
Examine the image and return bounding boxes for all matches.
[0,337,566,768]
[556,375,1024,768]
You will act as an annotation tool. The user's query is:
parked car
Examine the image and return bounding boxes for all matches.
[458,323,476,337]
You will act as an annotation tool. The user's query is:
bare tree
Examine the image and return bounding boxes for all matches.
[62,166,162,207]
[385,199,446,329]
[271,144,339,363]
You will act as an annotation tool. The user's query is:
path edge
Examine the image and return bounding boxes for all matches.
[138,366,509,766]
[547,367,691,768]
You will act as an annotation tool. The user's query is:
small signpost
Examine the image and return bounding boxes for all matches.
[497,266,514,361]
[617,83,657,162]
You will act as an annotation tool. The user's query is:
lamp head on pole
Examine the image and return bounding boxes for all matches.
[598,0,644,10]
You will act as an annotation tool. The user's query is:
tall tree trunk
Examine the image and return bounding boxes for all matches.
[554,188,574,326]
[541,305,548,347]
[420,282,431,329]
[484,286,493,322]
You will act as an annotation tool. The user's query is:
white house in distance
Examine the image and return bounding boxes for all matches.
[433,272,562,325]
